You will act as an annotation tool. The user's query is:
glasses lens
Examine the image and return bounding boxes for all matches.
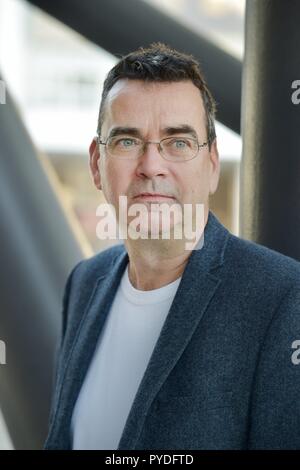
[107,137,142,158]
[161,137,198,161]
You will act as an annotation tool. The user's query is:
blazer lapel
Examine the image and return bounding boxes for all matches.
[117,211,230,449]
[48,247,129,449]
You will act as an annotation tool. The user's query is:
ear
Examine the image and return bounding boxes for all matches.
[208,138,220,195]
[89,137,102,190]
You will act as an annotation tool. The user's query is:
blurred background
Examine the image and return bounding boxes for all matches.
[0,0,243,249]
[0,0,299,449]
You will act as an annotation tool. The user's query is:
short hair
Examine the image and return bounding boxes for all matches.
[97,42,217,149]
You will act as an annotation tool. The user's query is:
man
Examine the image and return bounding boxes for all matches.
[44,43,300,450]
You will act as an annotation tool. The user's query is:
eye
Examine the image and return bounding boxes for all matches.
[174,139,188,148]
[117,138,138,148]
[168,138,191,149]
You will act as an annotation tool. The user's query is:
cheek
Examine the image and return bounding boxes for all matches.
[99,159,114,201]
[179,161,210,200]
[101,159,133,199]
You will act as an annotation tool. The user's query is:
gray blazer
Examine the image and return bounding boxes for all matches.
[44,211,300,450]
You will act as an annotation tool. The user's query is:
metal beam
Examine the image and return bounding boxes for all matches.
[0,76,85,449]
[240,0,300,260]
[27,0,242,134]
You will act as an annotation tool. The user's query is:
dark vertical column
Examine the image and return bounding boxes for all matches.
[240,0,300,260]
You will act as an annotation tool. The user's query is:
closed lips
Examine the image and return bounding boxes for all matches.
[134,193,175,198]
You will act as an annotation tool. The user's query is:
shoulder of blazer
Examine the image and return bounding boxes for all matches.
[71,242,126,285]
[60,243,127,338]
[224,232,300,291]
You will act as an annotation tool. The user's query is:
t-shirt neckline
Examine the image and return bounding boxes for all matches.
[120,263,182,305]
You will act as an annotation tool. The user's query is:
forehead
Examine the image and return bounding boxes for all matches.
[102,79,206,133]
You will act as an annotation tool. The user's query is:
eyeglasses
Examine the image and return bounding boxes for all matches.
[97,135,208,162]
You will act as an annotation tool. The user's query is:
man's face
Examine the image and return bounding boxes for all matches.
[90,79,220,239]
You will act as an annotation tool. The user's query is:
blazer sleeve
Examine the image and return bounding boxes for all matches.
[47,260,83,428]
[248,281,300,449]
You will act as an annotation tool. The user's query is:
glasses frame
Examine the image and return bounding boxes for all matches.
[96,135,208,162]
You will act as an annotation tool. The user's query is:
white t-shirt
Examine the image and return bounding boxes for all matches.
[71,263,182,450]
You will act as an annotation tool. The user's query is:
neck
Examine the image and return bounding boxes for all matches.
[125,243,191,291]
[124,209,209,290]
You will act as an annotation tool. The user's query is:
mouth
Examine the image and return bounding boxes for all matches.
[133,193,176,202]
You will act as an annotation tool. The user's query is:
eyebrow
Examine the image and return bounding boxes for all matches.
[107,124,198,140]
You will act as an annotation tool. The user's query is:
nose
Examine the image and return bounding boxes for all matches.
[135,142,169,179]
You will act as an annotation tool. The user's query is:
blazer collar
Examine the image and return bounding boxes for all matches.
[47,210,230,449]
